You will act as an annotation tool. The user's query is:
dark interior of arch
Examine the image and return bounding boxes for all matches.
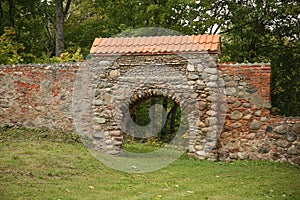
[125,95,188,144]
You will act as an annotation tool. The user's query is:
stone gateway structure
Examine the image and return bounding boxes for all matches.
[0,35,299,165]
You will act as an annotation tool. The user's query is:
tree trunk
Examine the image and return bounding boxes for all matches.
[130,106,137,141]
[0,0,3,32]
[160,98,168,139]
[45,18,55,56]
[8,0,14,27]
[55,0,65,56]
[170,103,178,135]
[150,98,156,139]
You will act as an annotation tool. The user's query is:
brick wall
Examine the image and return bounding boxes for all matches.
[218,63,271,103]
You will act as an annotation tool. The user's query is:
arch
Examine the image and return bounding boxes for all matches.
[83,52,226,160]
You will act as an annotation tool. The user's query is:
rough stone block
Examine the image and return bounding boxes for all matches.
[225,87,237,96]
[258,145,269,154]
[187,64,195,71]
[248,120,262,130]
[109,69,120,79]
[287,145,298,155]
[273,125,287,135]
[285,132,297,142]
[230,110,244,120]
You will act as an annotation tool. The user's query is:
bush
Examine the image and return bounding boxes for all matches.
[0,27,35,64]
[34,47,84,64]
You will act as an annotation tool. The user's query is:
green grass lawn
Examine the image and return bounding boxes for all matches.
[0,127,299,200]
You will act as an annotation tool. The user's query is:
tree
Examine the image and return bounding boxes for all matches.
[55,0,72,56]
[172,0,300,116]
[216,0,300,116]
[101,0,179,35]
[169,102,179,135]
[0,0,53,58]
[55,0,64,56]
[64,0,109,56]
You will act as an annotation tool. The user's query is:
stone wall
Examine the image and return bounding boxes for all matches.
[218,116,300,164]
[217,63,300,164]
[0,63,78,131]
[0,56,299,164]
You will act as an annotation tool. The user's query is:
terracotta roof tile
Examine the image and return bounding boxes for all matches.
[90,34,221,55]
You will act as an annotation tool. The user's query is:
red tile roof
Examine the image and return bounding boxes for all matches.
[90,34,221,55]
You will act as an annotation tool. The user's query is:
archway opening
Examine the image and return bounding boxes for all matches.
[124,95,189,153]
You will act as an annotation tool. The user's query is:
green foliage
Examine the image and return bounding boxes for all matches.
[0,27,35,64]
[101,0,182,35]
[59,47,84,62]
[270,41,300,116]
[34,47,84,63]
[64,0,109,57]
[0,0,52,58]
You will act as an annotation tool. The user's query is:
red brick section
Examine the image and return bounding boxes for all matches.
[4,66,75,97]
[0,64,78,131]
[218,63,271,102]
[90,34,221,55]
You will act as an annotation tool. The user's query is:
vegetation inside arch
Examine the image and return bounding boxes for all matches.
[124,96,189,152]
